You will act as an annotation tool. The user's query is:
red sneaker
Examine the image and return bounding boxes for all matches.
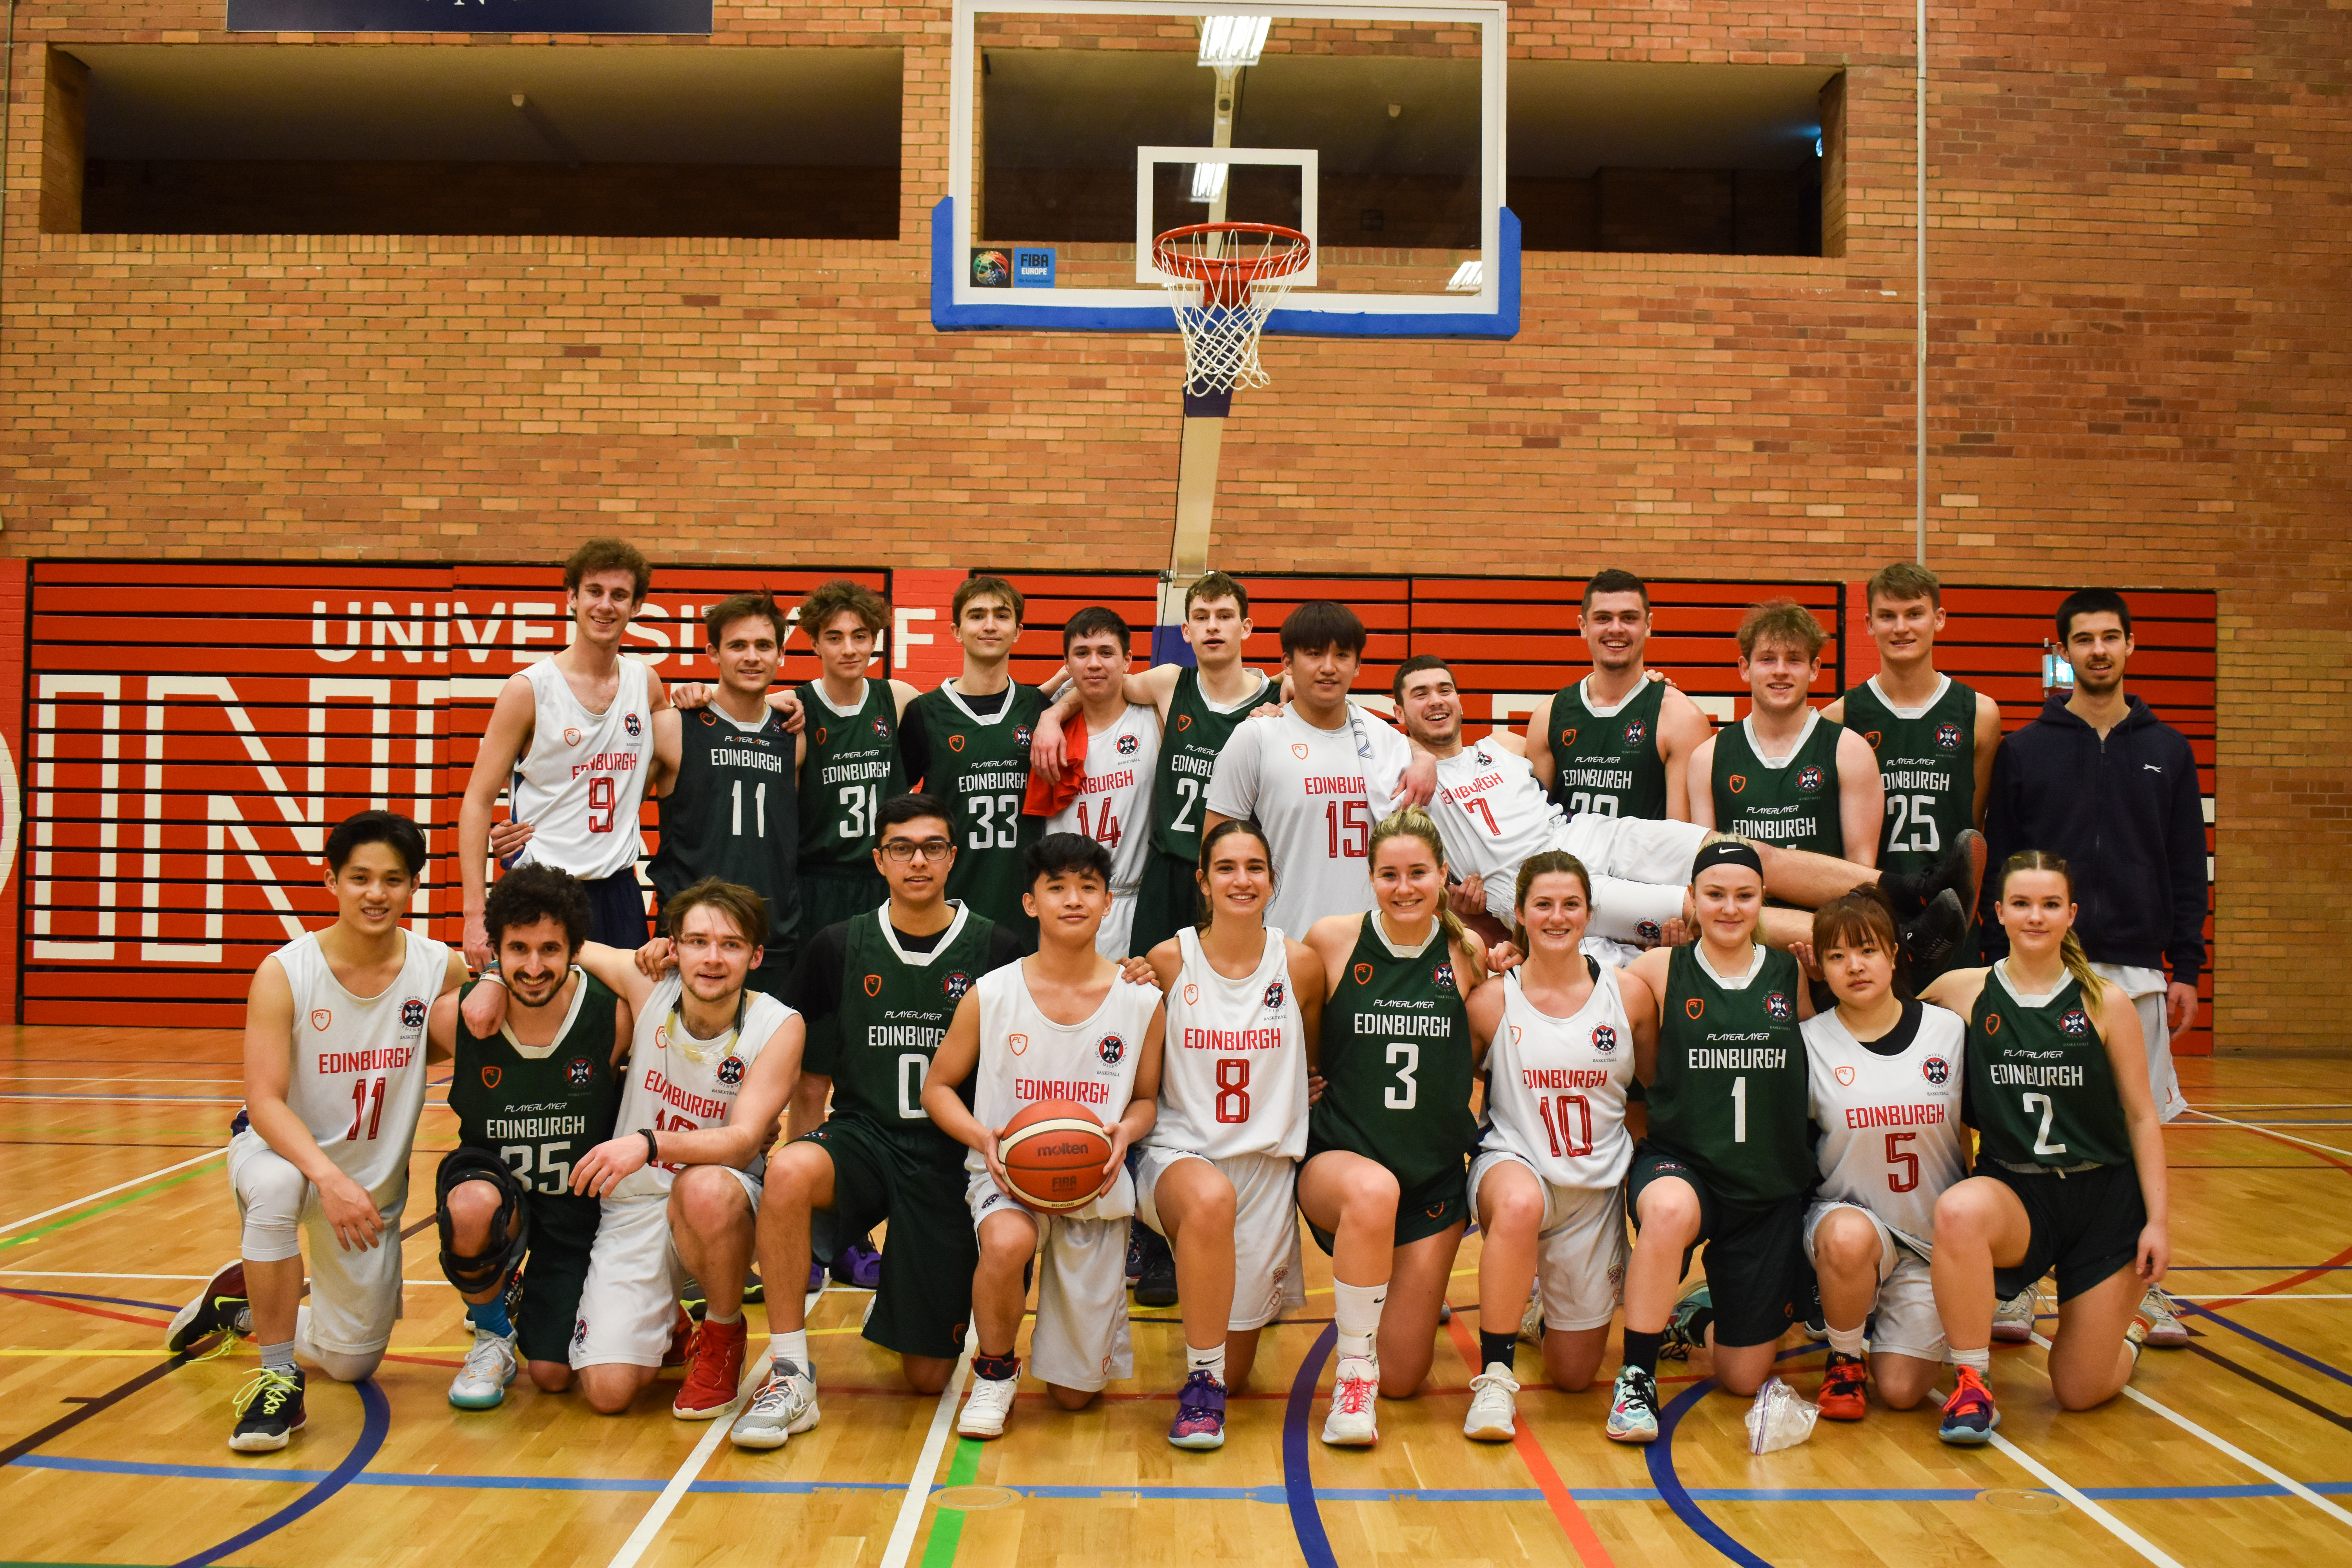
[673,1318,747,1419]
[1817,1353,1867,1421]
[662,1303,695,1368]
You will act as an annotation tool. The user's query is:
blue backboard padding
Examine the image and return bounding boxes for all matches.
[930,199,1519,339]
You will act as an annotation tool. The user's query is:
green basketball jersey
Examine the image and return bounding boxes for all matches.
[445,973,625,1202]
[824,905,993,1158]
[1841,676,1977,876]
[1310,915,1475,1192]
[1152,666,1273,860]
[909,682,1045,942]
[1710,713,1845,858]
[1545,676,1670,820]
[1650,944,1812,1207]
[797,679,907,871]
[1964,968,2132,1169]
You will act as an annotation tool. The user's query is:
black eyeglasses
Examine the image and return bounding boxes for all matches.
[880,840,955,863]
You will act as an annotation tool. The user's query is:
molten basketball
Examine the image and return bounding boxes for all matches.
[998,1098,1113,1212]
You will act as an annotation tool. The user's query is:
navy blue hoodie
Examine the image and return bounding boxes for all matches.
[1981,693,2207,985]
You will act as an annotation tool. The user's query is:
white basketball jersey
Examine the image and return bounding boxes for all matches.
[970,961,1161,1218]
[1147,927,1308,1161]
[1048,702,1161,955]
[270,927,447,1205]
[513,657,654,881]
[1429,741,1570,894]
[1479,965,1637,1189]
[1204,706,1408,940]
[1803,1002,1969,1250]
[611,974,794,1199]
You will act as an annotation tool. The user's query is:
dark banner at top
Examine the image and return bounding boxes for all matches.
[227,0,712,32]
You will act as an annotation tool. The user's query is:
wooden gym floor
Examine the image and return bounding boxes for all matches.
[2,1029,2347,1568]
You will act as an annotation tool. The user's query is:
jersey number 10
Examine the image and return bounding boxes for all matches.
[1535,1093,1595,1159]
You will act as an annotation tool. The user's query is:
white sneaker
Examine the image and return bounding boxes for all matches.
[2139,1287,2189,1348]
[1991,1285,2039,1343]
[958,1374,1018,1439]
[1517,1296,1545,1346]
[447,1328,519,1410]
[1463,1363,1519,1442]
[730,1363,820,1449]
[1321,1356,1379,1446]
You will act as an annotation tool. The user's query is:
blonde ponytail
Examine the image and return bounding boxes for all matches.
[2000,849,2105,1005]
[1369,804,1486,989]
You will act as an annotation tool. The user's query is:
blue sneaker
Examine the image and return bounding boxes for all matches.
[1938,1367,2001,1445]
[1168,1369,1227,1450]
[832,1240,882,1290]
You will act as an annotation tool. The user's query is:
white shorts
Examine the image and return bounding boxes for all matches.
[228,1131,406,1357]
[1096,889,1138,961]
[571,1166,763,1370]
[1134,1147,1305,1332]
[967,1170,1134,1392]
[1804,1200,1946,1363]
[2091,963,2186,1123]
[1467,1150,1628,1332]
[1532,814,1711,945]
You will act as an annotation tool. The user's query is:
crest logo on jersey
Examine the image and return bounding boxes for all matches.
[1263,979,1286,1011]
[1922,1056,1951,1085]
[1796,766,1825,794]
[625,713,642,738]
[864,973,882,997]
[1434,961,1457,990]
[1624,719,1647,746]
[2060,1008,2092,1037]
[567,1057,594,1086]
[1177,714,1194,731]
[949,734,967,753]
[310,1008,333,1031]
[1353,962,1373,986]
[717,1055,745,1086]
[1765,991,1793,1021]
[1685,997,1705,1020]
[1292,742,1311,760]
[1834,1063,1856,1087]
[1117,733,1140,756]
[875,717,891,739]
[1183,983,1200,1005]
[1009,1031,1029,1055]
[1014,725,1033,749]
[1558,727,1577,748]
[1096,1033,1125,1065]
[1727,774,1748,794]
[481,1065,503,1088]
[1936,722,1963,750]
[1637,919,1663,944]
[563,727,583,747]
[943,971,972,1002]
[1592,1024,1618,1053]
[573,1316,589,1350]
[401,998,426,1029]
[1982,1013,2002,1036]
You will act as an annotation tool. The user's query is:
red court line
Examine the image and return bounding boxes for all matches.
[2189,1123,2352,1309]
[1,1287,171,1330]
[1442,1308,1617,1568]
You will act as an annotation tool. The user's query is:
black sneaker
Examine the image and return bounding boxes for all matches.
[167,1259,251,1355]
[1134,1226,1178,1308]
[1929,828,1989,922]
[229,1367,306,1452]
[1900,889,1967,968]
[1125,1223,1147,1287]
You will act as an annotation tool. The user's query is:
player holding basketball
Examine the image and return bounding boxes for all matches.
[461,538,678,964]
[1138,819,1323,1448]
[1689,600,1884,867]
[1920,851,2170,1443]
[1299,806,1488,1445]
[923,833,1167,1437]
[899,576,1049,948]
[794,579,917,933]
[428,864,631,1409]
[1606,842,1816,1443]
[1025,606,1161,957]
[1462,851,1653,1441]
[725,793,1026,1449]
[1799,887,1969,1421]
[1522,569,1713,822]
[173,811,465,1450]
[1205,601,1412,941]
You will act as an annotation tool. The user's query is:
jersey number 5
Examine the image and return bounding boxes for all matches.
[1884,1131,1919,1192]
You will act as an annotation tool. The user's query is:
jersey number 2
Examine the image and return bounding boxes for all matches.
[2022,1092,2067,1157]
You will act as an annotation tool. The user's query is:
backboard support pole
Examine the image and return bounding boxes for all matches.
[1161,386,1232,629]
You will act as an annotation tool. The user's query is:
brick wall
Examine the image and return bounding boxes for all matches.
[0,1,2344,1048]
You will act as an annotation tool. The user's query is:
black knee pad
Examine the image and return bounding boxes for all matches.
[435,1145,530,1296]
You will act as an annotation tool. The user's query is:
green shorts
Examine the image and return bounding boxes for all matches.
[1301,1138,1469,1254]
[514,1192,601,1367]
[1128,848,1203,959]
[799,1115,976,1360]
[798,868,888,935]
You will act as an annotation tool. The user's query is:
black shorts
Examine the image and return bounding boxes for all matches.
[1981,1158,2147,1303]
[1301,1139,1468,1254]
[1627,1144,1811,1348]
[1128,848,1202,961]
[513,1193,600,1366]
[581,869,650,951]
[799,1116,976,1360]
[797,868,887,936]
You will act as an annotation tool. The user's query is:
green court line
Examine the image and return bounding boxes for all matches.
[918,1439,987,1568]
[0,1160,223,1253]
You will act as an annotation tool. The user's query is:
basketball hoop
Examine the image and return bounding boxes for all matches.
[1153,221,1312,398]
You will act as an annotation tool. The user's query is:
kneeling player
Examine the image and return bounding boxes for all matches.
[1800,889,1967,1419]
[923,834,1166,1438]
[1138,820,1322,1448]
[1463,852,1653,1441]
[428,865,630,1408]
[170,811,464,1450]
[727,794,1026,1450]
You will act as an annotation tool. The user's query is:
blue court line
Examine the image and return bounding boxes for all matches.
[1646,1343,1830,1568]
[2180,1302,2352,1390]
[1280,1323,1341,1568]
[3,1287,179,1313]
[169,1377,390,1568]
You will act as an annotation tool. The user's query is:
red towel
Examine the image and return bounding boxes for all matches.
[1023,709,1087,818]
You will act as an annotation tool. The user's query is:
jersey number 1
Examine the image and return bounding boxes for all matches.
[346,1076,387,1142]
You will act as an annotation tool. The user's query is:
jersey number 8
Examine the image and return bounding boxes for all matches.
[1215,1058,1250,1124]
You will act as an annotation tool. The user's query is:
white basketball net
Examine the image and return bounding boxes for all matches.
[1155,226,1311,399]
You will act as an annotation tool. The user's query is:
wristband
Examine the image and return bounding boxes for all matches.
[641,1128,659,1165]
[475,970,508,989]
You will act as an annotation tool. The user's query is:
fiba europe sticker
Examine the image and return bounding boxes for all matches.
[401,998,427,1029]
[2060,1008,2092,1036]
[969,248,1012,288]
[1922,1056,1951,1085]
[943,971,972,1002]
[567,1057,595,1087]
[1936,722,1963,750]
[1097,1033,1126,1065]
[1765,991,1793,1020]
[1592,1024,1618,1053]
[1263,979,1286,1011]
[1796,766,1825,793]
[1118,733,1140,755]
[717,1056,746,1087]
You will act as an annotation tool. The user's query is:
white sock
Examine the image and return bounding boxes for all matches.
[1826,1323,1867,1359]
[1187,1342,1228,1388]
[772,1328,811,1376]
[706,1309,743,1327]
[1333,1278,1388,1363]
[1951,1346,1991,1378]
